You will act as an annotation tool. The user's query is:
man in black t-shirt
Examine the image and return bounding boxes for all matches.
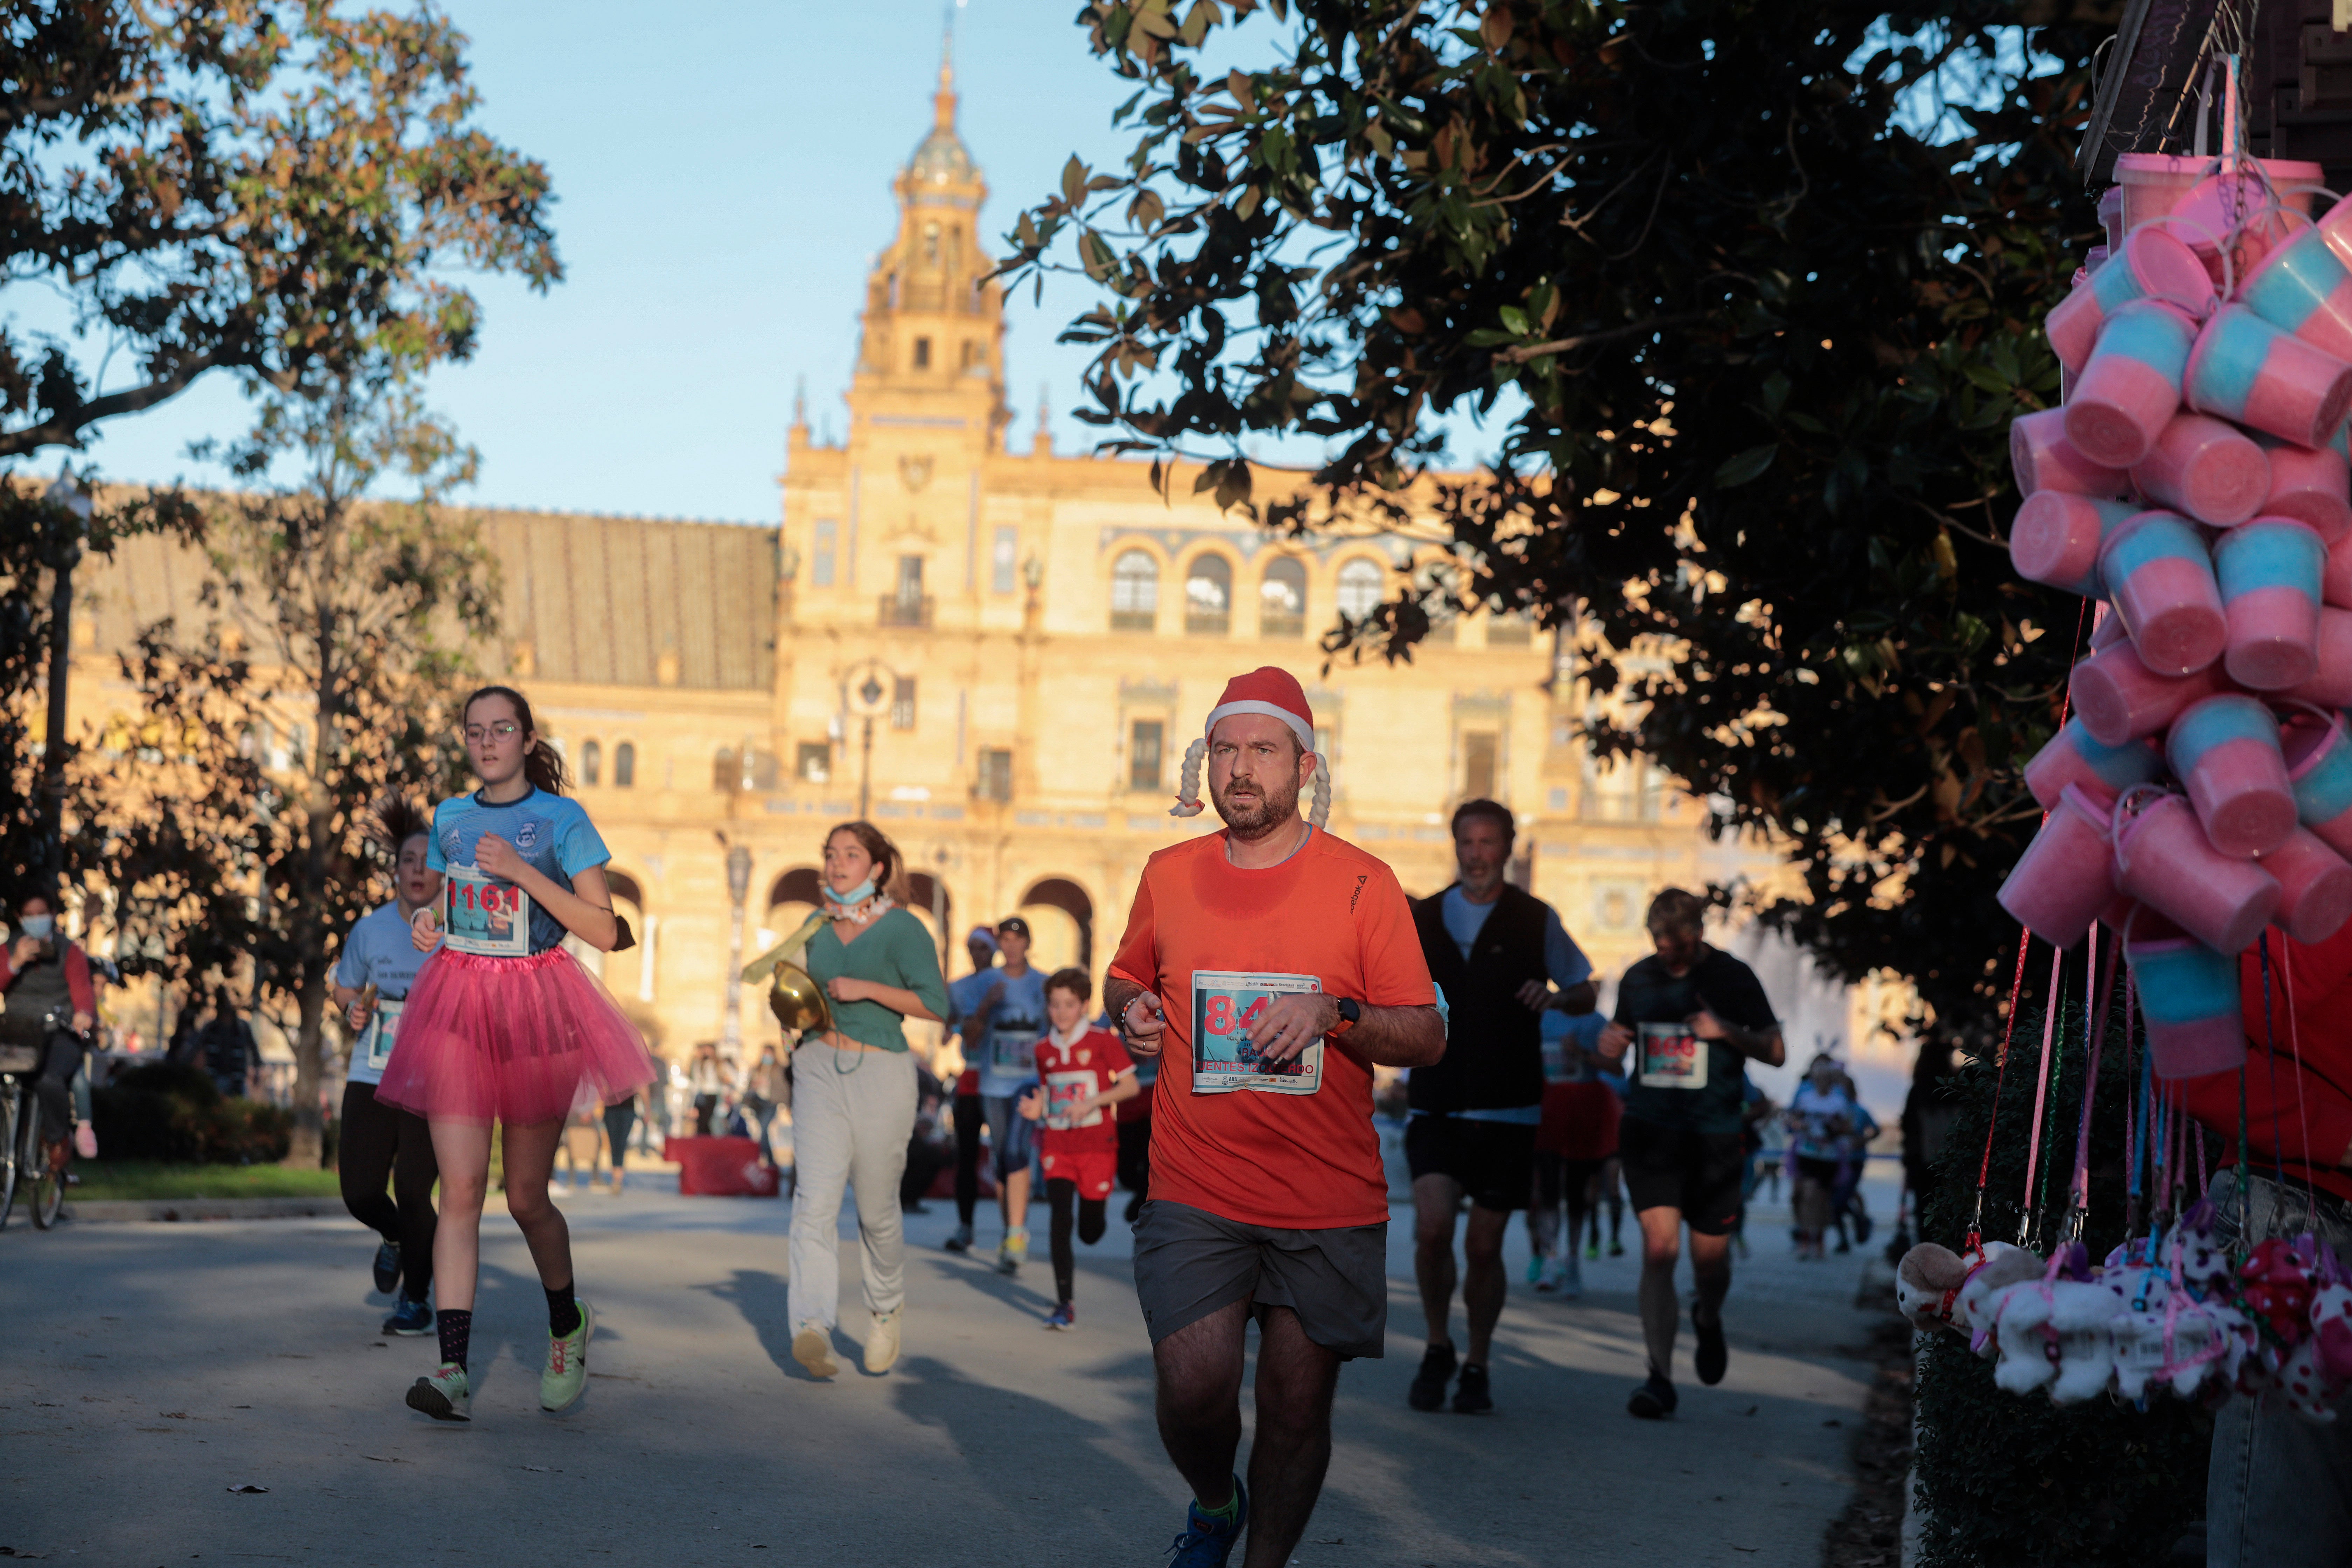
[1596,889,1784,1420]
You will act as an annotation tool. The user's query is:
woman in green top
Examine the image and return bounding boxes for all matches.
[786,820,948,1382]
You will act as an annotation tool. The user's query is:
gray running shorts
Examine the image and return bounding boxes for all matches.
[1131,1198,1387,1360]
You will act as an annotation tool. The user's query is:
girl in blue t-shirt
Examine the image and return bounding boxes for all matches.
[329,796,443,1339]
[376,685,656,1424]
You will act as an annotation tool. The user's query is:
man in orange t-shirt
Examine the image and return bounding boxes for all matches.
[1108,667,1444,1568]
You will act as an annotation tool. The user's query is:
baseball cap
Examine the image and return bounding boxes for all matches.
[995,915,1032,939]
[964,925,999,952]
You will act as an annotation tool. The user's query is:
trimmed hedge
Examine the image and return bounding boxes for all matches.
[91,1062,293,1165]
[1913,996,2210,1568]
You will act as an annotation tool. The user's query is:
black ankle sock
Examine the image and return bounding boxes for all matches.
[546,1281,581,1337]
[435,1308,472,1370]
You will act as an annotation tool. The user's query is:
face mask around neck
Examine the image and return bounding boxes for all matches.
[827,877,876,906]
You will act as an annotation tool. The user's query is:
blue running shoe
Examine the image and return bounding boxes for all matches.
[382,1297,433,1337]
[1167,1476,1247,1567]
[372,1240,401,1295]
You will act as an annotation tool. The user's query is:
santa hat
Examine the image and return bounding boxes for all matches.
[1170,666,1330,828]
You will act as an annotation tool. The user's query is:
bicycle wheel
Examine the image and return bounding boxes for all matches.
[0,1083,20,1233]
[27,1105,61,1230]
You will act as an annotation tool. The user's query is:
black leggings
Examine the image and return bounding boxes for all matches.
[952,1094,982,1227]
[33,1031,82,1144]
[338,1081,439,1301]
[603,1100,637,1171]
[1046,1177,1107,1305]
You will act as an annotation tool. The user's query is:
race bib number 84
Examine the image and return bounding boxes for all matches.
[444,865,531,957]
[1191,969,1321,1097]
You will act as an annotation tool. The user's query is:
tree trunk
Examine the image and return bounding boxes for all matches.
[288,957,330,1167]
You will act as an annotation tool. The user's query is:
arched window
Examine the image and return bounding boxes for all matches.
[1185,555,1232,636]
[923,221,940,266]
[613,741,636,788]
[1336,558,1386,622]
[1111,550,1158,632]
[1260,558,1306,638]
[580,740,602,787]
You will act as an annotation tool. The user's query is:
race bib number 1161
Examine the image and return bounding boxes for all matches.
[444,865,531,957]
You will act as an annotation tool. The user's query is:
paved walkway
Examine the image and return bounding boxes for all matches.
[0,1176,1893,1565]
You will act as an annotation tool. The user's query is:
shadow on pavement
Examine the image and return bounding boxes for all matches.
[694,1267,797,1376]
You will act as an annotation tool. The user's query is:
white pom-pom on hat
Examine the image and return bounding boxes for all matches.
[1169,666,1329,827]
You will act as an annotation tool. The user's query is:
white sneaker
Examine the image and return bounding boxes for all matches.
[1534,1256,1562,1294]
[1561,1254,1584,1299]
[864,1308,902,1375]
[792,1322,838,1380]
[405,1361,471,1422]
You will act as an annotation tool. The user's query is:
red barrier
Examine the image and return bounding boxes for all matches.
[664,1135,780,1197]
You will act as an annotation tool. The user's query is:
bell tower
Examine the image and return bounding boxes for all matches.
[849,30,1007,441]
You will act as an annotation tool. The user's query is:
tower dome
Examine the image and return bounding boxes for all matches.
[905,32,978,197]
[908,125,975,188]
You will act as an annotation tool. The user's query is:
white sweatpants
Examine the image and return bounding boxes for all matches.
[785,1041,918,1331]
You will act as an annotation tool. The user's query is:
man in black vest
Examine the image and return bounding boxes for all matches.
[1404,800,1596,1414]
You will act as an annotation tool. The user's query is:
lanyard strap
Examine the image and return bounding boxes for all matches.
[2278,940,2324,1217]
[1968,601,2090,1251]
[2018,942,2068,1247]
[2067,930,2120,1234]
[1969,925,2036,1250]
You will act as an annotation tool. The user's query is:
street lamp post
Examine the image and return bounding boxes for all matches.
[721,841,752,1051]
[40,473,91,894]
[854,669,887,819]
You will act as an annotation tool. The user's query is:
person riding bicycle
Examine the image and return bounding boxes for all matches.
[0,893,98,1163]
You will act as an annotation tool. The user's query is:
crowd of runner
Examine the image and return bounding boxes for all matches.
[83,665,1839,1568]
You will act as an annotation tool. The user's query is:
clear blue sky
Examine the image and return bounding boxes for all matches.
[71,1,1149,524]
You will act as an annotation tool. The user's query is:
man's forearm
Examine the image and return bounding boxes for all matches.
[1350,1003,1445,1067]
[1724,1022,1784,1067]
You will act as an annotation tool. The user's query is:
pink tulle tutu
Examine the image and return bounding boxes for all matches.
[374,947,656,1127]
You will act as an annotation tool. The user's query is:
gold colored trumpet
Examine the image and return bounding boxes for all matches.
[767,961,833,1035]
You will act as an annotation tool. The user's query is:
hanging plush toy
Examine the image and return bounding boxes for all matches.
[2156,1288,2248,1400]
[2100,1243,2178,1401]
[1897,1240,2041,1337]
[2171,1200,2236,1298]
[1990,1276,2065,1395]
[1955,1245,2050,1351]
[2306,1275,2352,1419]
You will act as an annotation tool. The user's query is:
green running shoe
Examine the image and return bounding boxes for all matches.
[541,1298,594,1413]
[406,1361,471,1422]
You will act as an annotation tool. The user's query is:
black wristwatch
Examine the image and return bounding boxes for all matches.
[1332,996,1361,1033]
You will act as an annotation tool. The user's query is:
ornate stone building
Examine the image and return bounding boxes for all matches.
[72,56,1803,1071]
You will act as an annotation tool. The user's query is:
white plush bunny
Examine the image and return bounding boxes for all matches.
[2047,1278,2126,1403]
[2159,1295,2249,1400]
[2104,1254,2176,1401]
[2275,1337,2338,1422]
[1955,1243,2045,1354]
[1991,1280,2062,1395]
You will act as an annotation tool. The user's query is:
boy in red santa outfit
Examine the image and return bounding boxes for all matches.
[1020,965,1140,1330]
